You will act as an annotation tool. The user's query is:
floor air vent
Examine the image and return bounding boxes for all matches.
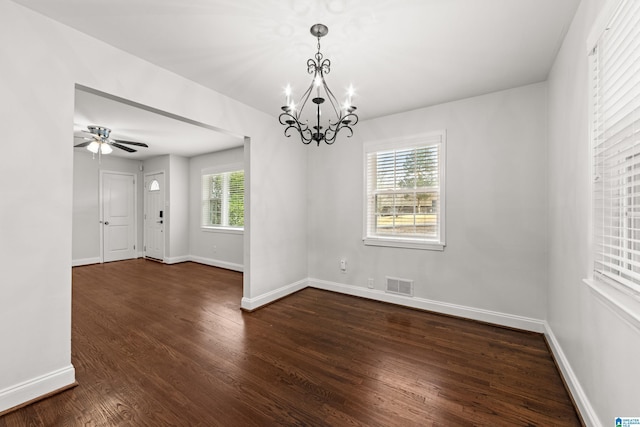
[385,276,414,297]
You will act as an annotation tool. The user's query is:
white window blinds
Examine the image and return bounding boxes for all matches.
[592,0,640,293]
[364,131,445,250]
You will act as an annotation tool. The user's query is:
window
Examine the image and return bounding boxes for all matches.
[364,131,445,250]
[201,168,244,229]
[591,0,640,294]
[149,179,160,192]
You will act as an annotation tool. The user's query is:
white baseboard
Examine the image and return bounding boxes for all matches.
[308,278,545,333]
[189,255,243,272]
[0,365,75,414]
[161,255,243,272]
[73,254,243,272]
[241,278,307,311]
[71,257,101,267]
[164,255,190,265]
[544,322,600,427]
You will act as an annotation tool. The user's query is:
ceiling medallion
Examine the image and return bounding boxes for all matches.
[279,23,358,146]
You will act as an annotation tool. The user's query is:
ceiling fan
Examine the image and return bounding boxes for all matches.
[74,125,149,155]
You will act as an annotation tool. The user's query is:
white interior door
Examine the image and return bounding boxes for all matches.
[102,172,136,263]
[144,172,165,261]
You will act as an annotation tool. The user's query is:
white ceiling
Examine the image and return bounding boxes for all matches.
[14,0,580,158]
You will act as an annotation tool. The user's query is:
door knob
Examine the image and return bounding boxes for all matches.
[104,221,110,225]
[157,220,163,224]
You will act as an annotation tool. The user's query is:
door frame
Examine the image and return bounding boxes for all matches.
[143,170,166,262]
[99,170,138,263]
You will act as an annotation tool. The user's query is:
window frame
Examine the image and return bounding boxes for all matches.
[363,131,446,251]
[588,0,640,299]
[201,163,244,232]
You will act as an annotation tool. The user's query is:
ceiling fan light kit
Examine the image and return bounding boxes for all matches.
[87,140,112,154]
[279,23,359,146]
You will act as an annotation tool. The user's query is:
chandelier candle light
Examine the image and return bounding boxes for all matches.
[279,23,358,146]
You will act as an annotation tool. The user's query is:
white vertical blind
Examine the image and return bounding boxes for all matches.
[592,0,640,293]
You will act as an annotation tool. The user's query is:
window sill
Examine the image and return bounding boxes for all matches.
[201,226,243,235]
[583,277,640,332]
[363,237,445,251]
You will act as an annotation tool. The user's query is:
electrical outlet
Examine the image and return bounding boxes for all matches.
[340,259,347,272]
[367,278,374,289]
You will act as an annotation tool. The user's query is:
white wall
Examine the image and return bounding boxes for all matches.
[0,0,308,412]
[308,83,548,330]
[168,154,189,261]
[189,147,244,271]
[546,0,640,424]
[241,124,309,307]
[72,151,143,265]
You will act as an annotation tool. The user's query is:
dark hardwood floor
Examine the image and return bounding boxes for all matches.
[1,259,581,426]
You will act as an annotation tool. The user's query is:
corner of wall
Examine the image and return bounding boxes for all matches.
[543,322,600,426]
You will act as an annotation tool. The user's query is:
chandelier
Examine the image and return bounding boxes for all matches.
[279,23,358,146]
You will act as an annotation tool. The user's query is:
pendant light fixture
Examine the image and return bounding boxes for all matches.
[279,23,358,146]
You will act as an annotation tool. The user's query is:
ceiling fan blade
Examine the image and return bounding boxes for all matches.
[111,142,137,153]
[113,139,149,147]
[74,141,92,148]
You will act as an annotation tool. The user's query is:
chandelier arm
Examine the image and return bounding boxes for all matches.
[296,124,313,144]
[284,122,313,145]
[323,127,338,145]
[340,125,355,138]
[321,78,342,119]
[280,113,313,144]
[341,112,359,127]
[320,58,331,75]
[295,77,317,120]
[278,112,295,126]
[325,122,355,145]
[307,58,317,75]
[289,127,313,144]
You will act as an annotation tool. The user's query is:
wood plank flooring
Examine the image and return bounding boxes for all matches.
[0,259,581,426]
